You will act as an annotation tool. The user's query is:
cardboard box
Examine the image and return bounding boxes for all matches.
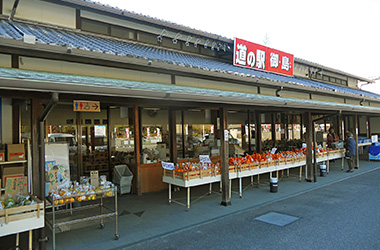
[0,150,5,162]
[7,144,25,161]
[2,166,24,188]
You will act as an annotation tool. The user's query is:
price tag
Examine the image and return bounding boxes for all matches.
[271,148,277,154]
[224,130,229,142]
[199,155,211,163]
[90,170,99,188]
[161,161,175,170]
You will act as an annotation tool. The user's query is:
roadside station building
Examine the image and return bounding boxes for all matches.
[0,1,380,245]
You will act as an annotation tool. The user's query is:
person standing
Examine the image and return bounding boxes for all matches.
[327,127,339,148]
[345,131,356,173]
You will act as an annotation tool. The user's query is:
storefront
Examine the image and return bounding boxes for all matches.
[0,0,380,248]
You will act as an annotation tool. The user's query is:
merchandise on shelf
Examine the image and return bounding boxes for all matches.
[48,179,115,205]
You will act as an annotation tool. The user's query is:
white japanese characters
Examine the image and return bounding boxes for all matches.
[234,38,293,76]
[270,52,279,68]
[235,44,247,66]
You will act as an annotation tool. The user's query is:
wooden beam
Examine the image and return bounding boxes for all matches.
[255,112,262,153]
[367,116,371,138]
[169,108,177,163]
[76,112,83,179]
[76,9,81,29]
[247,110,252,153]
[31,98,42,196]
[220,107,231,206]
[271,113,276,141]
[300,114,304,140]
[305,112,313,182]
[353,114,359,169]
[133,105,142,195]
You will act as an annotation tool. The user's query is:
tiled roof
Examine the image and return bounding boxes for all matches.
[0,19,379,100]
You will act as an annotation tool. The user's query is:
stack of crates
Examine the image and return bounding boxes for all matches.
[113,165,134,194]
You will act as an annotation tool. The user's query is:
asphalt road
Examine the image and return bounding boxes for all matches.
[126,168,380,250]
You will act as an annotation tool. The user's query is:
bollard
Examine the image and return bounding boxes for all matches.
[320,164,327,177]
[270,177,278,193]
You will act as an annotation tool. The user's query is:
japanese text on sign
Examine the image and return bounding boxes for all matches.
[234,38,294,76]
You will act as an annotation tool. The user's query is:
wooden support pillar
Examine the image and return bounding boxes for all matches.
[271,113,276,141]
[220,107,231,206]
[247,110,252,153]
[305,112,313,182]
[366,116,371,139]
[76,112,83,180]
[12,101,21,144]
[181,111,185,159]
[353,114,359,169]
[31,98,42,197]
[133,105,141,195]
[255,112,262,153]
[107,107,112,178]
[284,114,289,140]
[169,108,177,163]
[300,114,304,140]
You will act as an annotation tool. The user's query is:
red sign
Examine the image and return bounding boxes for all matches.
[233,38,294,76]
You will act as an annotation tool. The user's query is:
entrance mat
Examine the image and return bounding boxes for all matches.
[255,212,299,226]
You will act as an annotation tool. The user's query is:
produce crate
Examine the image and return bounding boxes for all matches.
[163,167,220,181]
[0,197,44,237]
[285,158,295,164]
[239,162,259,171]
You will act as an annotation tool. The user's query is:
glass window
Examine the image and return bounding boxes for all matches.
[141,107,169,163]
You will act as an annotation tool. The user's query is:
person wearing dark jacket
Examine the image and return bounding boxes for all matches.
[345,131,356,173]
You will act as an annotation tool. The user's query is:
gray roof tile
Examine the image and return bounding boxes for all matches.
[0,20,378,99]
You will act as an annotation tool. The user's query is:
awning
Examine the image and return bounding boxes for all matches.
[0,67,379,114]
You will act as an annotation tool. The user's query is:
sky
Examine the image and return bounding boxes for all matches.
[96,0,380,90]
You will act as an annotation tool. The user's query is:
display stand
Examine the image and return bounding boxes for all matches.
[0,197,45,250]
[163,149,346,209]
[46,187,118,250]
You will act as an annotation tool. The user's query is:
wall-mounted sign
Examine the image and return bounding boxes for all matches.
[73,100,100,112]
[233,38,294,76]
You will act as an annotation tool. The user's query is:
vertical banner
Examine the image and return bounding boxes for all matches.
[234,38,294,76]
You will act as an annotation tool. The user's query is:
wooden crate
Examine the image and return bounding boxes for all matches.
[239,162,259,171]
[163,167,220,181]
[0,197,44,237]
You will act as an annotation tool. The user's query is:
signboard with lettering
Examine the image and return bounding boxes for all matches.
[45,143,70,191]
[161,161,175,170]
[73,100,100,112]
[233,38,294,76]
[5,177,27,199]
[199,155,212,163]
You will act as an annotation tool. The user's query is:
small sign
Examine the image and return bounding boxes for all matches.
[73,100,100,112]
[4,177,27,199]
[90,171,99,188]
[95,125,107,137]
[371,135,378,143]
[161,161,175,170]
[271,148,277,154]
[199,155,211,163]
[224,130,229,142]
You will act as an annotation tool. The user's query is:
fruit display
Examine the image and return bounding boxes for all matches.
[173,162,221,172]
[49,180,115,205]
[1,195,36,209]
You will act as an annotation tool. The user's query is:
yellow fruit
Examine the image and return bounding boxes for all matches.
[54,200,59,205]
[70,198,75,203]
[59,199,64,204]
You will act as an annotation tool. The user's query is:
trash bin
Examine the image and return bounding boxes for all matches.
[319,164,327,177]
[270,177,278,193]
[113,165,134,194]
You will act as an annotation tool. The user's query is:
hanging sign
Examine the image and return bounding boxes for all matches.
[233,38,294,76]
[161,161,175,170]
[73,100,100,112]
[199,155,212,163]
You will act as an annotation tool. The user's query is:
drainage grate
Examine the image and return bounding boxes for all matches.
[255,212,299,227]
